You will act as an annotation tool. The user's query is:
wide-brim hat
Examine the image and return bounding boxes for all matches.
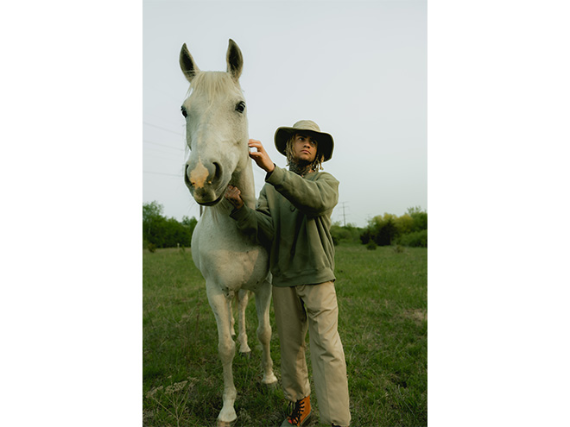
[274,120,334,162]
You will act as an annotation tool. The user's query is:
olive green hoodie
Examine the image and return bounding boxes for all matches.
[230,165,339,287]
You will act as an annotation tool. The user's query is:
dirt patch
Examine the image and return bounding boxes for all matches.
[402,308,427,325]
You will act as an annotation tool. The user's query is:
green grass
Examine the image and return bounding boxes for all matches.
[143,244,427,426]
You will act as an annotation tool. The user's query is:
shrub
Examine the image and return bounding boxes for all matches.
[398,230,427,248]
[373,217,397,246]
[360,208,427,248]
[331,223,362,246]
[360,229,371,245]
[393,244,405,253]
[361,214,399,246]
[332,234,339,246]
[366,241,378,250]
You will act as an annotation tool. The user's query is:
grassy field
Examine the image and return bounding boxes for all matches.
[143,244,427,427]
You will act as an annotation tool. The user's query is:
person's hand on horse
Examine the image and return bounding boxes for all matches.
[224,185,244,210]
[248,139,275,173]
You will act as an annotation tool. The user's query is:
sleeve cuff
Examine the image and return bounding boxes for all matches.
[266,164,283,185]
[230,205,251,221]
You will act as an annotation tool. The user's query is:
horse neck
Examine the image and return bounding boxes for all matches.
[207,157,256,218]
[231,159,256,208]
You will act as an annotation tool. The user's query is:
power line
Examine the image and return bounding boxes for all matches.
[144,139,185,151]
[145,153,184,163]
[143,170,183,177]
[144,121,184,136]
[145,113,184,130]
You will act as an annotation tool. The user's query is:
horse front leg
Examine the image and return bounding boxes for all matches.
[236,289,251,355]
[254,279,278,386]
[206,284,238,426]
[229,295,236,338]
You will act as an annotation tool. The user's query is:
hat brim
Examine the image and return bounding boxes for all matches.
[274,127,334,162]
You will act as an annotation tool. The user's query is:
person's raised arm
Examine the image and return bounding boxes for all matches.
[267,166,339,216]
[248,139,275,174]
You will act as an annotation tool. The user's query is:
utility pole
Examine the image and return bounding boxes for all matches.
[339,201,349,226]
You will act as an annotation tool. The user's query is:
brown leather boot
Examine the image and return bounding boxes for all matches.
[281,396,311,427]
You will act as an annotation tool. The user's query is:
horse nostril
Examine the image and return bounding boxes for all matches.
[212,162,222,183]
[184,164,193,187]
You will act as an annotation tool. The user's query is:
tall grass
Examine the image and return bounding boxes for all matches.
[143,244,427,426]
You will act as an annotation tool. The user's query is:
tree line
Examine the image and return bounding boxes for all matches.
[357,206,427,248]
[143,202,427,250]
[143,202,197,251]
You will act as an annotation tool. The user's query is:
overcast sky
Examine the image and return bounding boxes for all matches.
[143,0,427,227]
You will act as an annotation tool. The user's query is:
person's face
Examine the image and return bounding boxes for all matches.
[291,134,318,163]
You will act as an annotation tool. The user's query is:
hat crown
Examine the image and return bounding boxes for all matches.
[292,120,321,133]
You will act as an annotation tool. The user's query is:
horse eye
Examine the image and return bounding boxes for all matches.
[181,106,187,118]
[235,101,246,113]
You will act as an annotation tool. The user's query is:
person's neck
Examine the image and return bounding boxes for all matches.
[289,161,314,177]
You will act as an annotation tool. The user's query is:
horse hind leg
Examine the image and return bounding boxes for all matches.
[236,289,251,356]
[254,279,278,385]
[206,284,238,425]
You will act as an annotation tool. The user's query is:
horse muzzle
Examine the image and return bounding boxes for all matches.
[184,160,226,205]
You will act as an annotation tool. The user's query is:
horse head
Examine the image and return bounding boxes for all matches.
[179,39,249,206]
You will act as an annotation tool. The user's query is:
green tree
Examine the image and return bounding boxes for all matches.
[394,213,414,235]
[182,216,198,236]
[163,217,192,247]
[143,202,197,249]
[359,208,428,247]
[143,202,165,247]
[143,201,163,221]
[407,206,428,232]
[366,213,399,246]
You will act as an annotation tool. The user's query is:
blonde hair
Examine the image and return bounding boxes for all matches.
[285,134,325,172]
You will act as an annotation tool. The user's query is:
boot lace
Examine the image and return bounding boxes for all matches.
[288,399,305,425]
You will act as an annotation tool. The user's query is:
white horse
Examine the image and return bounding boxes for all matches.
[179,39,277,426]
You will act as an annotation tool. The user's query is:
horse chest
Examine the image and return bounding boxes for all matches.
[205,247,267,290]
[192,221,268,290]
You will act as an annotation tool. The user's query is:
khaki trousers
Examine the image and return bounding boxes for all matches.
[273,282,351,427]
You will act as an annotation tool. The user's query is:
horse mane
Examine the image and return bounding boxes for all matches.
[187,71,243,99]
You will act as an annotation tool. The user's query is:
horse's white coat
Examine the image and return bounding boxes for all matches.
[179,40,277,426]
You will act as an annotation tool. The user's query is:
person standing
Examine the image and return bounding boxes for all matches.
[224,120,351,427]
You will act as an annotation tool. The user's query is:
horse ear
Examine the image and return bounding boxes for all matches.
[180,43,200,83]
[226,39,243,80]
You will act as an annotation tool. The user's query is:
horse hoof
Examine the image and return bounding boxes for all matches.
[239,351,251,359]
[217,420,233,427]
[262,373,278,385]
[265,381,278,390]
